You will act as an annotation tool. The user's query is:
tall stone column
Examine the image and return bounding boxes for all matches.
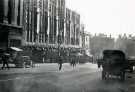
[36,0,41,44]
[56,0,59,44]
[63,5,66,45]
[3,0,8,23]
[14,0,19,25]
[19,0,24,26]
[11,0,16,25]
[37,0,40,34]
[47,0,50,44]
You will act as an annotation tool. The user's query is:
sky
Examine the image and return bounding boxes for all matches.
[66,0,135,38]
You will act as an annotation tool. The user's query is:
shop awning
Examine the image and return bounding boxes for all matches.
[9,47,23,51]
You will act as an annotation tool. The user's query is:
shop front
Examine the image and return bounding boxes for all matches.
[0,24,23,49]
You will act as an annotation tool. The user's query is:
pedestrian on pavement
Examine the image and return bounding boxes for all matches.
[1,52,10,70]
[72,58,76,68]
[58,56,63,71]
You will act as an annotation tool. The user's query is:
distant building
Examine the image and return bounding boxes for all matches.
[115,34,135,57]
[80,24,90,50]
[90,34,115,58]
[79,24,91,55]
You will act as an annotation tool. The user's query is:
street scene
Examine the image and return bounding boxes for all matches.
[0,0,135,92]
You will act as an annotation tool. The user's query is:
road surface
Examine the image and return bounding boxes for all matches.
[0,63,135,92]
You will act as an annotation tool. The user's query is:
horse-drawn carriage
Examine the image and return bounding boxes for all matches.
[98,50,135,81]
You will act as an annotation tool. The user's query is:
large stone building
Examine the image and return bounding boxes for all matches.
[0,0,81,62]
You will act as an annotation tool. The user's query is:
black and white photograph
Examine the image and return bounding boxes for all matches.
[0,0,135,92]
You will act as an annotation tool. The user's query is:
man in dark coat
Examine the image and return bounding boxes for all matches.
[58,56,63,71]
[1,53,10,70]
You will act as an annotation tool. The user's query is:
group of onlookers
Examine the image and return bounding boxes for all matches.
[0,49,90,71]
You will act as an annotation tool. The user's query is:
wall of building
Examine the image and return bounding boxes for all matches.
[0,0,81,63]
[0,0,81,48]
